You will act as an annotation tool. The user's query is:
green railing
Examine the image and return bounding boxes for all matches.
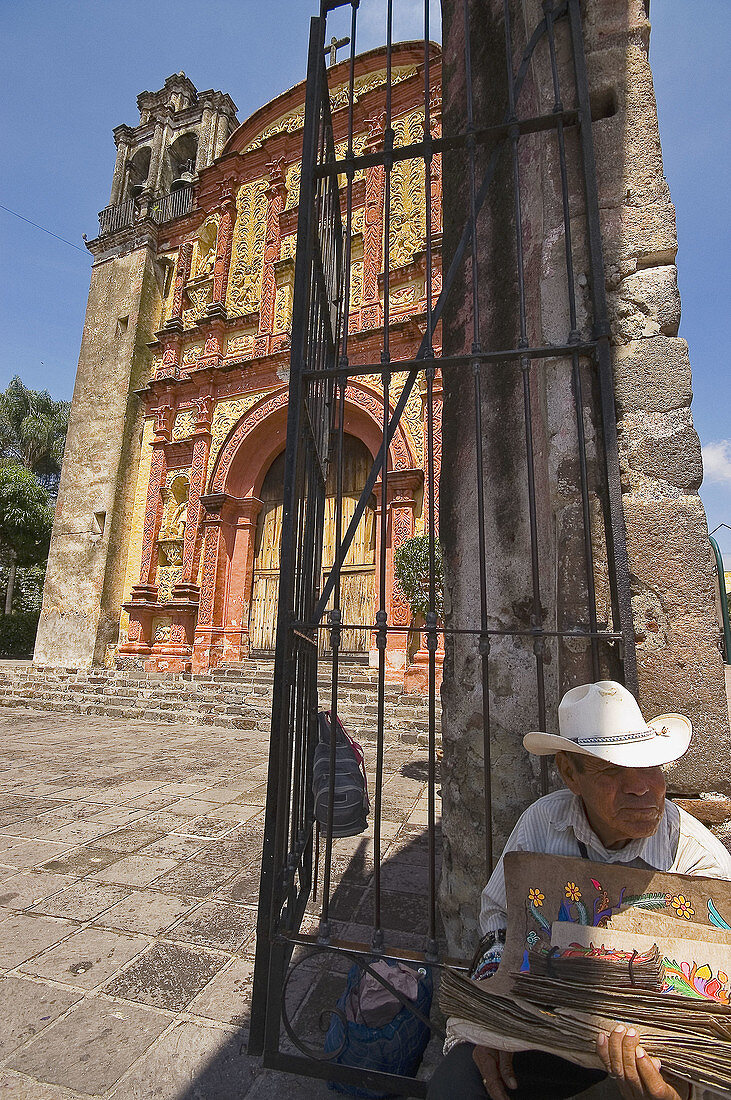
[709,534,731,664]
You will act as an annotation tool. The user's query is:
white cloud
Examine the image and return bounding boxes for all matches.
[702,440,731,485]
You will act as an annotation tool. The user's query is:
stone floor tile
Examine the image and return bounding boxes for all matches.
[18,926,149,989]
[39,846,125,876]
[135,834,207,861]
[186,955,255,1025]
[0,871,79,911]
[7,997,172,1095]
[213,865,260,905]
[179,815,239,839]
[103,941,229,1011]
[86,807,152,826]
[123,793,181,811]
[107,1018,256,1100]
[243,1070,331,1098]
[40,819,115,845]
[0,912,78,968]
[155,781,216,797]
[193,785,247,804]
[163,797,220,817]
[138,810,200,830]
[0,1069,82,1098]
[90,854,180,887]
[0,976,81,1060]
[93,889,198,936]
[96,826,167,853]
[168,901,257,953]
[29,880,132,921]
[151,860,239,898]
[1,839,77,869]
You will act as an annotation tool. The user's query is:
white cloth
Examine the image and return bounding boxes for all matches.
[480,789,731,940]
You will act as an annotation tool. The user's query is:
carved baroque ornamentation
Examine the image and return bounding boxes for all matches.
[226,179,268,316]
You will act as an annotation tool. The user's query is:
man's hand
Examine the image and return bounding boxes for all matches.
[472,1045,517,1100]
[596,1026,689,1100]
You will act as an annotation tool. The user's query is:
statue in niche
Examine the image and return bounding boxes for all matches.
[194,218,218,280]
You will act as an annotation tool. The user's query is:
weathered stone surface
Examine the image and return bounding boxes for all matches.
[607,265,681,343]
[613,337,693,416]
[34,244,163,668]
[623,408,703,492]
[439,0,731,955]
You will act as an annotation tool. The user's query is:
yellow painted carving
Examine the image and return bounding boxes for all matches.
[244,66,417,152]
[226,331,256,359]
[285,163,301,210]
[227,179,268,316]
[193,215,219,279]
[389,110,427,268]
[172,409,197,441]
[180,343,203,367]
[208,393,266,476]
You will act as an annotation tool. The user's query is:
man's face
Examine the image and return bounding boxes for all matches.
[556,752,666,850]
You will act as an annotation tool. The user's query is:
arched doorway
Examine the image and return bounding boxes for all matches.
[249,435,376,654]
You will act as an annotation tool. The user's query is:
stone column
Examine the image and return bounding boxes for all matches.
[256,159,287,353]
[209,194,237,314]
[174,395,212,594]
[110,125,133,205]
[361,114,386,331]
[192,495,232,672]
[146,118,167,197]
[168,242,193,328]
[120,403,171,656]
[438,0,731,957]
[375,470,422,676]
[196,104,214,172]
[222,497,263,661]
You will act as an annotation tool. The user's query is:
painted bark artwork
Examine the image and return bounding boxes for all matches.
[441,854,731,1093]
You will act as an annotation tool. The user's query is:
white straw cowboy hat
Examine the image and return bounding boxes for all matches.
[523,681,692,768]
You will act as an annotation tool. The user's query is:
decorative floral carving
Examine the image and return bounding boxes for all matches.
[208,393,262,472]
[226,179,268,316]
[181,344,203,367]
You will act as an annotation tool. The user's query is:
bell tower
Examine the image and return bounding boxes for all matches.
[35,74,238,668]
[108,72,238,212]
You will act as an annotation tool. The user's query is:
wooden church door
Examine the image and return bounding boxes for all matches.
[249,437,376,655]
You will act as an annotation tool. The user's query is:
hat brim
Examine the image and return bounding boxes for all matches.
[523,713,692,768]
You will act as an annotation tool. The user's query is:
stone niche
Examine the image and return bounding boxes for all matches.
[438,0,730,956]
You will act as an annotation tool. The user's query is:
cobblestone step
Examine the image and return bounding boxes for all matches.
[0,658,438,747]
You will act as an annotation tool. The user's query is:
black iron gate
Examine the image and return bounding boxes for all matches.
[250,1,637,1094]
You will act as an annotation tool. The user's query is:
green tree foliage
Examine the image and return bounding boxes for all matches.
[0,465,54,620]
[393,534,444,621]
[0,465,54,566]
[0,375,70,480]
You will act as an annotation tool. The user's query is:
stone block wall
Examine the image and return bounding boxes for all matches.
[439,0,730,955]
[35,239,164,668]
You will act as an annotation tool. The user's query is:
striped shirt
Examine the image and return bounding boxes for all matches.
[480,788,731,940]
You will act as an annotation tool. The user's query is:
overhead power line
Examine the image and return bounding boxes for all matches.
[0,203,90,256]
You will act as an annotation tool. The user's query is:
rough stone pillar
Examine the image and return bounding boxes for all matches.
[35,239,164,668]
[176,400,212,591]
[438,0,731,956]
[197,104,215,172]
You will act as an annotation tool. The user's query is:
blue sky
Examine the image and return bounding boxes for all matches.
[1,1,728,555]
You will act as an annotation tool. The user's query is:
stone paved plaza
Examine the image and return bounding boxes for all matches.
[0,708,441,1098]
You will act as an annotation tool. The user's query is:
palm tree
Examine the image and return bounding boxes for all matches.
[0,376,70,486]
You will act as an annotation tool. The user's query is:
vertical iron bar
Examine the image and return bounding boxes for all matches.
[250,13,326,1060]
[567,0,638,692]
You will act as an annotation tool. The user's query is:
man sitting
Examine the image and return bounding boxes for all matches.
[428,681,731,1100]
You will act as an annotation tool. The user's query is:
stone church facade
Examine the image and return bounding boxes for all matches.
[35,47,443,679]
